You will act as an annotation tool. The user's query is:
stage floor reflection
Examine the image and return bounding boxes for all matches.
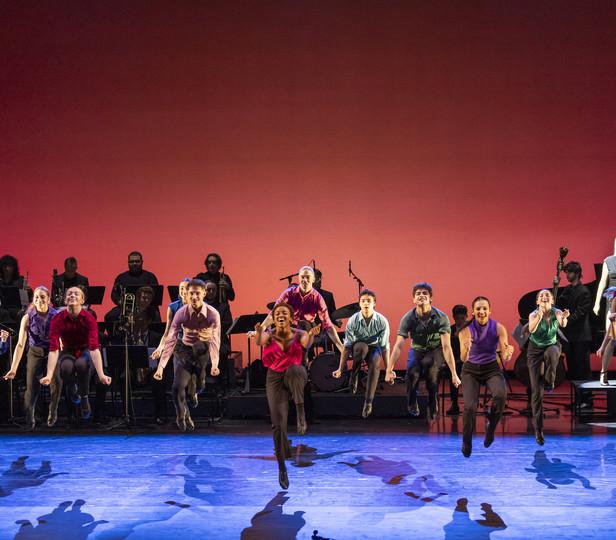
[1,430,615,539]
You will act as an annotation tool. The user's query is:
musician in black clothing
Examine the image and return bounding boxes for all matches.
[314,269,337,322]
[559,261,593,408]
[51,257,89,306]
[446,304,468,415]
[110,251,159,305]
[194,252,235,302]
[0,254,29,323]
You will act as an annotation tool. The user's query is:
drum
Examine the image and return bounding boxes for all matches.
[310,352,347,392]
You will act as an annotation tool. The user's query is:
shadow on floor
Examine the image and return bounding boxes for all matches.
[525,450,596,490]
[443,498,507,540]
[240,491,305,540]
[1,456,66,498]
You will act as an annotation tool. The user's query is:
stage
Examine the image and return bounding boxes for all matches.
[1,411,615,540]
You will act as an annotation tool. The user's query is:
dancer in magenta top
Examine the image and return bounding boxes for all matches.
[255,302,320,489]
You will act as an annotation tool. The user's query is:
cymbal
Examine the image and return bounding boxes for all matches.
[331,302,360,320]
[266,301,276,310]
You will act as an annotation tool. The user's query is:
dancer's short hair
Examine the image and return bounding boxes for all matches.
[412,282,433,297]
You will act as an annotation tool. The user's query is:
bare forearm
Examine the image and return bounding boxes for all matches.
[326,327,344,351]
[46,351,59,377]
[443,345,457,376]
[338,347,351,371]
[90,350,106,378]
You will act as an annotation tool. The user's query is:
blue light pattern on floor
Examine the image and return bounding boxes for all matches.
[0,433,615,539]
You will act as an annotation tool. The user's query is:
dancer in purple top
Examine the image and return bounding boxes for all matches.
[3,286,60,429]
[457,297,513,458]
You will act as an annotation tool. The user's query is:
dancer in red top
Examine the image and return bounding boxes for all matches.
[254,303,320,489]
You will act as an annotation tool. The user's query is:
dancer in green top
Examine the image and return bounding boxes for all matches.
[527,289,569,445]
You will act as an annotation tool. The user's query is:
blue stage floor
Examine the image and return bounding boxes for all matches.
[1,430,615,539]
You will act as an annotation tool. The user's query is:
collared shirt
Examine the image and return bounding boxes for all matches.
[27,306,58,349]
[49,308,99,357]
[344,310,390,350]
[274,286,334,330]
[397,306,450,351]
[161,303,221,366]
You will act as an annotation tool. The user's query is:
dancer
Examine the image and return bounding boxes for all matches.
[457,297,513,457]
[40,287,112,423]
[593,236,616,320]
[527,289,569,445]
[3,286,60,429]
[153,279,220,431]
[254,303,320,489]
[596,287,616,386]
[388,282,461,423]
[151,278,191,360]
[332,289,390,418]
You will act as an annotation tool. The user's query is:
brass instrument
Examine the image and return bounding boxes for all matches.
[52,269,65,306]
[121,292,136,332]
[219,266,226,303]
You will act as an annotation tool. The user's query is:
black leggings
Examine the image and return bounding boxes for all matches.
[461,360,507,444]
[59,352,91,397]
[350,342,382,401]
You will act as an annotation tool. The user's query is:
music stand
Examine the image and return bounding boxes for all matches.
[167,285,179,303]
[104,343,149,428]
[227,314,267,393]
[0,322,18,423]
[0,287,23,308]
[85,286,106,305]
[124,285,164,306]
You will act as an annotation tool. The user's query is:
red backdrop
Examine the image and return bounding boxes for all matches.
[2,1,615,368]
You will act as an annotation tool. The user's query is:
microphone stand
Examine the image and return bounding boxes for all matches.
[348,260,365,296]
[279,272,299,286]
[0,322,17,423]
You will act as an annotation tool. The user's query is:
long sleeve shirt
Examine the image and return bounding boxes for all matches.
[344,311,390,350]
[273,286,334,330]
[161,303,221,366]
[49,309,99,357]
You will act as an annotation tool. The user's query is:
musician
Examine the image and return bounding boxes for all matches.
[255,303,320,489]
[597,289,616,386]
[260,266,344,354]
[457,297,513,457]
[527,289,569,445]
[110,251,159,305]
[51,257,89,306]
[332,289,390,418]
[558,262,593,407]
[194,252,235,302]
[152,278,191,360]
[105,285,161,344]
[446,304,468,416]
[2,287,61,429]
[153,279,220,431]
[387,282,461,423]
[0,254,29,323]
[314,269,337,323]
[40,287,112,421]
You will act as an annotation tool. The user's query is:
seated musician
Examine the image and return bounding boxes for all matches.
[51,257,89,306]
[0,254,30,323]
[332,289,390,419]
[195,252,235,302]
[110,251,159,305]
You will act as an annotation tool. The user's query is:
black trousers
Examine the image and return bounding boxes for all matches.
[59,351,92,398]
[25,346,62,418]
[526,341,561,431]
[172,341,210,419]
[461,360,507,444]
[350,342,382,401]
[266,365,307,471]
[406,347,444,411]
